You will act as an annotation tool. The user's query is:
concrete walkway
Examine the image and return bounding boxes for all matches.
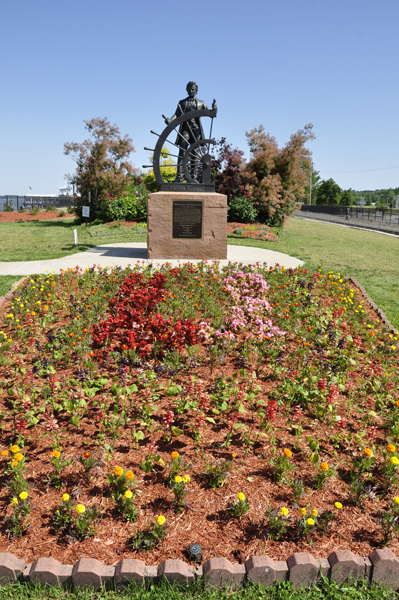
[0,242,303,275]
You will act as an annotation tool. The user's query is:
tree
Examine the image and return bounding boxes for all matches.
[339,188,354,206]
[241,124,315,226]
[64,117,138,219]
[315,178,342,205]
[143,146,177,192]
[211,137,245,199]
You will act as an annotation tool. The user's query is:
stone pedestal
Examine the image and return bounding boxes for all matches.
[147,192,227,260]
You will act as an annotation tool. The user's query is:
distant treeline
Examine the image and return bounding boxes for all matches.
[311,176,399,207]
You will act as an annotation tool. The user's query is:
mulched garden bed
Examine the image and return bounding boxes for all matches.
[0,262,398,568]
[0,210,76,223]
[227,222,278,241]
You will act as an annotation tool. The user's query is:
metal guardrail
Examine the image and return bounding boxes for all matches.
[295,205,399,236]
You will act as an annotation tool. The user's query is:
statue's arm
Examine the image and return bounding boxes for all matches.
[164,104,182,125]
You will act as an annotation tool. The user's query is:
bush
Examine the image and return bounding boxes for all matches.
[30,206,40,215]
[228,194,257,223]
[4,199,14,212]
[46,204,56,211]
[105,190,147,222]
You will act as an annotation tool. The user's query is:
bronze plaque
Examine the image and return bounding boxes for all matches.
[172,200,203,239]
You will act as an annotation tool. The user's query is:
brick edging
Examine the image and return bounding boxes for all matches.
[348,277,397,333]
[0,277,28,314]
[1,549,399,590]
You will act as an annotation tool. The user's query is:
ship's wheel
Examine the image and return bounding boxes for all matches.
[144,107,217,191]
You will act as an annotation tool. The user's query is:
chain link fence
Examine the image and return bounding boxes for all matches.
[0,196,74,212]
[295,205,399,236]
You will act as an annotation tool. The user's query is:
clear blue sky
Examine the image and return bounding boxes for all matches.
[2,0,399,196]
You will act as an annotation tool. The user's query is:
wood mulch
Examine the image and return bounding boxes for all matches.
[227,222,278,241]
[0,210,75,223]
[0,254,396,568]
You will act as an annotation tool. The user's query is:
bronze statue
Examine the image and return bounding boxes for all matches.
[144,81,217,191]
[165,82,216,182]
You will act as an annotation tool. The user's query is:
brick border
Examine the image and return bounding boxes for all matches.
[1,549,399,589]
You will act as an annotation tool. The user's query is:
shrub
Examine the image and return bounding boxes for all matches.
[105,193,147,222]
[228,194,257,223]
[30,206,40,215]
[46,204,56,211]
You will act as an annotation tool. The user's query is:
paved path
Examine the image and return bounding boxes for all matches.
[0,243,303,275]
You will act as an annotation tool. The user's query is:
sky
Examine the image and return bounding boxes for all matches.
[1,0,399,196]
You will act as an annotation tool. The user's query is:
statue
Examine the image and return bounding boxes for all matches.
[144,81,218,191]
[165,82,217,183]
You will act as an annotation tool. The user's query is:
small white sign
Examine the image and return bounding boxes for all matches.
[82,206,90,217]
[74,228,78,246]
[358,197,366,206]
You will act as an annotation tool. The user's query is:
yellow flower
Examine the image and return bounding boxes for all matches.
[19,491,28,500]
[174,475,182,483]
[10,445,19,453]
[171,451,180,459]
[280,507,289,516]
[311,509,318,517]
[1,450,9,457]
[183,474,191,483]
[11,461,18,467]
[62,494,70,502]
[283,448,292,457]
[307,518,315,526]
[114,466,124,476]
[364,448,373,457]
[232,453,237,458]
[334,502,343,509]
[394,497,399,505]
[76,504,86,514]
[300,507,306,516]
[387,444,396,453]
[126,471,134,480]
[124,490,133,499]
[320,462,329,471]
[390,457,399,465]
[14,453,24,462]
[52,450,61,458]
[157,515,166,525]
[11,498,18,505]
[237,493,246,502]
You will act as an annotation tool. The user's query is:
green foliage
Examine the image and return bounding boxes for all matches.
[143,146,177,192]
[129,520,167,551]
[105,188,147,222]
[64,117,138,220]
[339,188,355,206]
[264,505,289,540]
[228,195,257,223]
[315,178,342,205]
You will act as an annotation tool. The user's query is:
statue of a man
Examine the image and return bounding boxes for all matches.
[165,81,216,182]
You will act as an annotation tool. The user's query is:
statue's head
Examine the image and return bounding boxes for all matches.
[186,81,198,96]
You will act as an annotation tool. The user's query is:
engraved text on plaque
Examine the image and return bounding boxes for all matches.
[172,200,203,239]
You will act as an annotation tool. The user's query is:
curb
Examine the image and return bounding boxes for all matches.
[1,549,399,590]
[0,277,28,313]
[348,277,397,334]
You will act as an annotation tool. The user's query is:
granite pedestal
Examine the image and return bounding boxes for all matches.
[147,192,227,260]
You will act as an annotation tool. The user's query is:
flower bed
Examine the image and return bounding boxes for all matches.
[0,262,398,567]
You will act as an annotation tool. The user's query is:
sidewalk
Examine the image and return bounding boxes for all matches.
[0,243,303,275]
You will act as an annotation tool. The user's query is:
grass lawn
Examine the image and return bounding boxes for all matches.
[0,219,147,262]
[0,578,397,600]
[0,216,398,330]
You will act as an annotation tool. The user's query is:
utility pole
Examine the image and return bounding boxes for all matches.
[309,168,312,205]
